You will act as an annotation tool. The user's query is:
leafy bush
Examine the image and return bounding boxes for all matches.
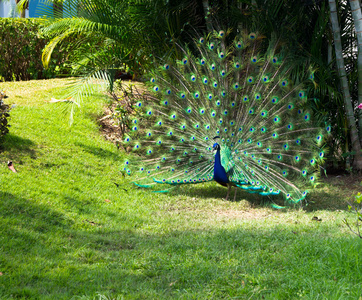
[0,18,71,81]
[104,81,147,143]
[344,192,362,238]
[0,91,10,143]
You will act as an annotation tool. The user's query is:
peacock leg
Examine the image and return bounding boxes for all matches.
[233,187,237,202]
[225,183,231,201]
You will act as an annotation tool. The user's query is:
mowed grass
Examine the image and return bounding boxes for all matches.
[0,79,362,299]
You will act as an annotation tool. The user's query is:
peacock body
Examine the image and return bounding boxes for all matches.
[123,29,330,204]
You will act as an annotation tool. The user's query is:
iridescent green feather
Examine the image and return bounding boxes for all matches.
[125,29,329,204]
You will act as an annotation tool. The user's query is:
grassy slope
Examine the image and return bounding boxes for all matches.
[0,79,361,300]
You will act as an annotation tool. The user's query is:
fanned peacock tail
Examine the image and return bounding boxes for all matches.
[123,29,330,204]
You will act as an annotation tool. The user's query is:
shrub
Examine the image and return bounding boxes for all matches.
[0,18,71,81]
[0,91,10,143]
[344,192,362,238]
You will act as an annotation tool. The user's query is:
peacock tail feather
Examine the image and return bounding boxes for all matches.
[123,30,330,204]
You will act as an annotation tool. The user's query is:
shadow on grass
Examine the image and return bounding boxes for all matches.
[75,142,119,162]
[0,133,36,160]
[177,183,269,205]
[172,179,354,212]
[1,189,361,299]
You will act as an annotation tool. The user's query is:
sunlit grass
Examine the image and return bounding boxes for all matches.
[0,79,361,299]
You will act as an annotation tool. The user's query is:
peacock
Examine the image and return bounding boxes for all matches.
[122,29,330,205]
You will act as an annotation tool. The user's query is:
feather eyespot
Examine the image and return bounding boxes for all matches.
[249,33,257,39]
[281,80,288,87]
[247,76,254,83]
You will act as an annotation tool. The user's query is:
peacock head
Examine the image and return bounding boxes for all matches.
[213,143,220,151]
[213,136,221,151]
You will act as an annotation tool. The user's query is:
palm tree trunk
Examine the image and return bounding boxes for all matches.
[15,0,26,18]
[349,0,362,144]
[329,0,362,169]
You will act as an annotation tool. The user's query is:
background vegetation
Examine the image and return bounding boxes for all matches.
[0,18,71,81]
[32,0,361,172]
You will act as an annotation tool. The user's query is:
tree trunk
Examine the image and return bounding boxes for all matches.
[349,0,362,144]
[15,0,26,18]
[329,0,362,169]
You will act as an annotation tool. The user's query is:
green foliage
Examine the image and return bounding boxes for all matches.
[0,18,71,81]
[37,0,205,104]
[106,81,146,139]
[344,192,362,238]
[0,91,10,143]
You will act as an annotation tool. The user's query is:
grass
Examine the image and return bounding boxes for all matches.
[0,78,362,299]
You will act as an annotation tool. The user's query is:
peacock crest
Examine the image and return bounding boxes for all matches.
[123,29,330,204]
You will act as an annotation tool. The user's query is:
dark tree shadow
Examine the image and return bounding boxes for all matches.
[1,190,361,299]
[0,133,36,160]
[75,142,120,162]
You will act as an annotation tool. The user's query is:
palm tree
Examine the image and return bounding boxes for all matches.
[349,0,362,144]
[15,0,28,18]
[329,0,362,169]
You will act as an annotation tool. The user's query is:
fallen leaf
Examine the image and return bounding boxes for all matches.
[104,199,111,203]
[46,97,80,107]
[169,280,177,286]
[7,161,17,173]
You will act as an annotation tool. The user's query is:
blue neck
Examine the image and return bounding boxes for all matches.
[214,145,229,183]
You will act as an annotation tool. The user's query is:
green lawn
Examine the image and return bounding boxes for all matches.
[0,79,362,299]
